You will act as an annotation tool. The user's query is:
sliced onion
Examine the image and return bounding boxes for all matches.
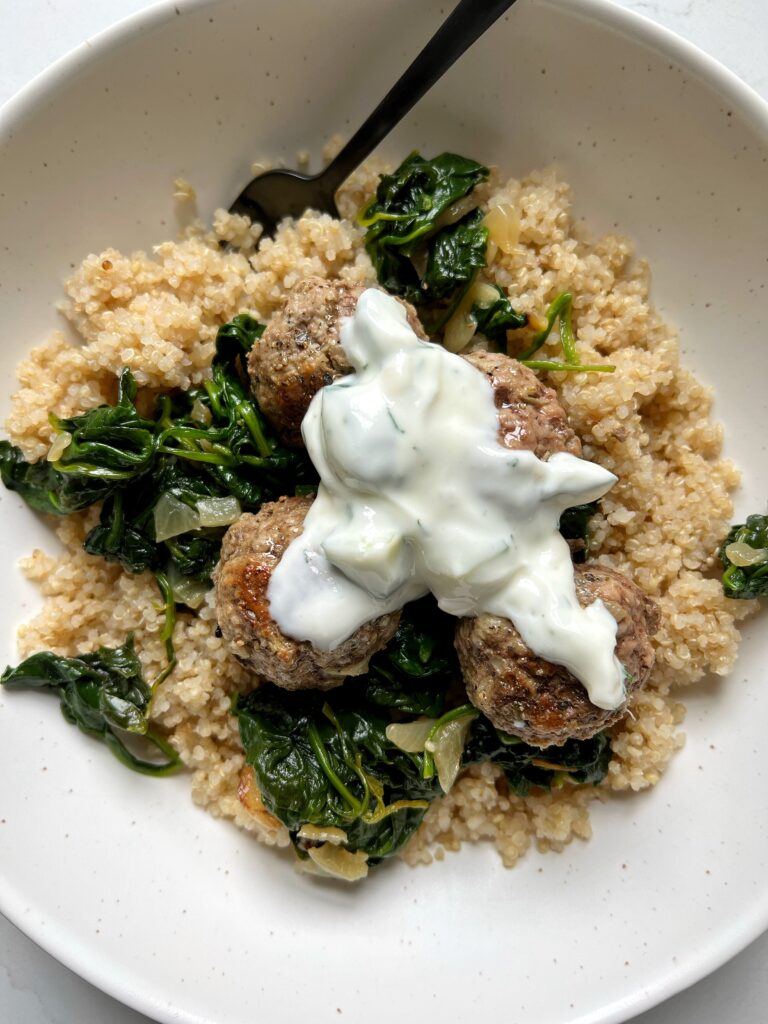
[297,823,348,846]
[237,766,284,832]
[431,193,480,233]
[725,541,768,567]
[386,717,436,753]
[196,495,242,528]
[46,431,72,462]
[306,843,369,881]
[408,243,429,281]
[443,285,480,353]
[166,561,209,610]
[294,855,324,877]
[443,277,506,353]
[426,716,474,794]
[153,493,200,542]
[484,203,521,255]
[473,281,503,307]
[443,312,477,352]
[190,399,212,426]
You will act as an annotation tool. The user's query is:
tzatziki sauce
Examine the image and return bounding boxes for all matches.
[267,288,625,710]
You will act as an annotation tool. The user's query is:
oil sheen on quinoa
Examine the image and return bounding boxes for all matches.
[8,152,754,868]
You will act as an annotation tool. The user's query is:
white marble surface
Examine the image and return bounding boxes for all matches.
[1,1,767,1022]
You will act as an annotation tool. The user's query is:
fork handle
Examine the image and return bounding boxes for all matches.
[320,0,518,196]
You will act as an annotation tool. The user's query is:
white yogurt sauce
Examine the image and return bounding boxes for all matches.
[267,289,625,710]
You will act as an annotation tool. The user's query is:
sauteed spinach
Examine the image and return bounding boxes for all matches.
[0,315,315,594]
[360,151,616,374]
[719,514,768,599]
[0,313,315,762]
[1,636,180,775]
[559,501,599,564]
[470,283,528,343]
[359,151,490,330]
[236,598,612,863]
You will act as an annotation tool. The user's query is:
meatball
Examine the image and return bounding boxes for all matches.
[248,277,426,446]
[455,564,660,746]
[461,349,581,459]
[213,495,400,690]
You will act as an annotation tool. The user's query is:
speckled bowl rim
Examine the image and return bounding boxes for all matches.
[1,2,767,1023]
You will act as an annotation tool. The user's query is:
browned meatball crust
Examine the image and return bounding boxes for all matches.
[213,495,401,690]
[455,564,660,746]
[461,349,582,459]
[247,277,426,446]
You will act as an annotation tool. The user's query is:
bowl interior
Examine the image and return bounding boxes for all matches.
[0,2,766,1023]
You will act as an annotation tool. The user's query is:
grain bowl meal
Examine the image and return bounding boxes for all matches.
[1,149,764,881]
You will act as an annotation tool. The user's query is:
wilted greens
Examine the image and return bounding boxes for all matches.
[236,598,612,864]
[359,152,490,330]
[719,514,768,599]
[470,283,528,344]
[0,313,316,731]
[0,636,180,774]
[359,152,616,373]
[235,598,456,862]
[237,685,440,863]
[464,715,612,797]
[517,292,615,375]
[0,314,315,595]
[559,501,598,564]
[361,596,454,716]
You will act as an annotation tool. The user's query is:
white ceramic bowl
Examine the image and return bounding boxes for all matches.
[0,2,766,1023]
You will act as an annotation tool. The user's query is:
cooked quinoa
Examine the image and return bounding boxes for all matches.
[8,162,755,869]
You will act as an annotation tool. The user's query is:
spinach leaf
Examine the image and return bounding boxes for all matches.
[719,514,768,599]
[0,441,78,515]
[364,244,422,305]
[361,665,446,719]
[52,367,157,481]
[0,368,155,517]
[84,489,157,573]
[470,284,528,345]
[159,379,315,508]
[518,292,576,362]
[362,596,455,716]
[360,152,489,256]
[236,684,440,863]
[235,600,451,862]
[360,151,489,317]
[158,313,316,504]
[214,312,265,367]
[422,209,488,302]
[0,311,321,703]
[559,501,598,563]
[381,597,455,679]
[361,156,619,374]
[1,636,181,775]
[81,454,226,582]
[164,530,222,581]
[464,716,612,796]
